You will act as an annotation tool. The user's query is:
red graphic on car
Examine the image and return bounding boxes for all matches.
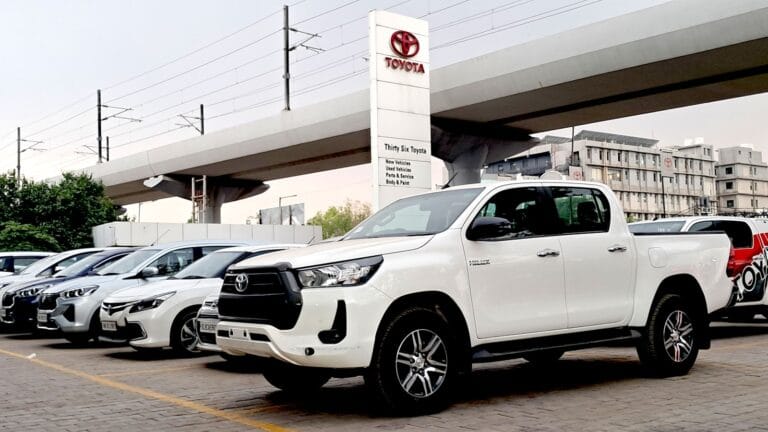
[729,233,768,303]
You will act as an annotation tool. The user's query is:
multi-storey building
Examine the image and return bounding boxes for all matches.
[715,146,768,215]
[486,130,717,220]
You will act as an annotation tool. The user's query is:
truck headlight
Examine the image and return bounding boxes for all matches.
[62,285,99,298]
[130,292,175,313]
[296,256,383,288]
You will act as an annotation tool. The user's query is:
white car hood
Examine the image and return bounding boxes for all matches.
[230,236,432,270]
[104,278,219,302]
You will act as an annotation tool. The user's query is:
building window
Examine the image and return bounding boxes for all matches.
[618,152,622,162]
[587,148,592,160]
[607,169,621,181]
[636,171,641,181]
[725,166,733,175]
[699,161,703,170]
[727,200,735,208]
[635,153,640,164]
[653,172,658,182]
[674,159,678,168]
[606,150,611,161]
[642,171,647,181]
[599,150,604,161]
[725,181,733,189]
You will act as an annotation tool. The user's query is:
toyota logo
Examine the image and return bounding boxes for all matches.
[234,273,249,293]
[390,30,419,58]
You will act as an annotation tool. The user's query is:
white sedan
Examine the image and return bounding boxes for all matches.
[99,244,303,354]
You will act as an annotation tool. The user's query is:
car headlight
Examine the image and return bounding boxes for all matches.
[129,292,175,313]
[18,284,52,298]
[62,285,99,298]
[202,298,218,310]
[296,256,383,288]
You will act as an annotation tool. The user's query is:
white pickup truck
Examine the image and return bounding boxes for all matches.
[217,181,734,414]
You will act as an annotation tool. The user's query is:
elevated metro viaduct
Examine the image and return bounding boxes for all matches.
[81,0,768,221]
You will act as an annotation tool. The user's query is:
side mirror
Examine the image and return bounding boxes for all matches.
[139,266,160,278]
[467,217,513,241]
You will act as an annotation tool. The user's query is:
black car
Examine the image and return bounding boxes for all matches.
[1,248,134,329]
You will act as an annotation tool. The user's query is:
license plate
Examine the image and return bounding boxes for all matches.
[199,319,217,333]
[102,321,117,332]
[37,311,47,323]
[228,327,249,340]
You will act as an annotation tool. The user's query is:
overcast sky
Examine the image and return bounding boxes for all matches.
[1,0,766,224]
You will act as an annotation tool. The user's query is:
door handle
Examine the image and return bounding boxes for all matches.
[608,245,628,253]
[537,249,560,258]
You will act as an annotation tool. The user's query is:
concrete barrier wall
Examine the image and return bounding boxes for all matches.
[92,222,322,247]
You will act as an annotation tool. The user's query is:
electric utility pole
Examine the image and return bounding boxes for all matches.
[16,126,44,183]
[176,104,205,135]
[97,89,141,163]
[282,4,323,111]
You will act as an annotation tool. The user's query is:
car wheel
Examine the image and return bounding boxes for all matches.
[365,307,456,415]
[262,361,330,393]
[637,293,699,377]
[523,350,564,364]
[171,310,201,355]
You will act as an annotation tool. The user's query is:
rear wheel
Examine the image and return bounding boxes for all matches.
[262,362,330,393]
[171,310,200,355]
[365,307,456,415]
[637,293,699,377]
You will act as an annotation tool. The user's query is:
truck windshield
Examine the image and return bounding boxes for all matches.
[629,221,685,233]
[345,188,483,240]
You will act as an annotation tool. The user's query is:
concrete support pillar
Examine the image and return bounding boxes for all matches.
[431,120,537,186]
[143,175,269,223]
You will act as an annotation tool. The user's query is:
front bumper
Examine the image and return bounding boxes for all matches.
[196,311,220,352]
[217,285,391,369]
[51,296,99,334]
[100,303,176,348]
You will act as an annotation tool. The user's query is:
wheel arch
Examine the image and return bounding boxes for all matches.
[648,274,710,349]
[373,291,471,370]
[169,304,202,342]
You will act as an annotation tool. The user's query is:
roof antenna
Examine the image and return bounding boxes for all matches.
[441,172,459,190]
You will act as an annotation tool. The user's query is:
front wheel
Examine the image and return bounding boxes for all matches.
[637,293,699,377]
[171,310,201,355]
[365,307,456,415]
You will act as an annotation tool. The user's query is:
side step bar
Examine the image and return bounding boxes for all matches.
[472,328,642,363]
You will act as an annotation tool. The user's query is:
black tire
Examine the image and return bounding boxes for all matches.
[170,309,201,355]
[523,349,564,364]
[637,293,699,377]
[262,361,330,393]
[364,307,457,415]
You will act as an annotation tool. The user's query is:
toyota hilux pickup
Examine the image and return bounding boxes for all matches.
[216,181,734,414]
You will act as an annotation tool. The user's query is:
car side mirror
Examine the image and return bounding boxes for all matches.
[467,217,513,241]
[139,266,160,278]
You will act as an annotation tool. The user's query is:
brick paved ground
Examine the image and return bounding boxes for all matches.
[2,323,768,431]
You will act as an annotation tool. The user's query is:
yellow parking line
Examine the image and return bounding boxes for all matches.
[99,365,197,377]
[0,347,293,432]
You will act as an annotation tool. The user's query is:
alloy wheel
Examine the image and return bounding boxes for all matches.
[395,329,448,398]
[663,310,693,363]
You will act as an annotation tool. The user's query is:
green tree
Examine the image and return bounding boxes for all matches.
[307,200,371,239]
[0,222,60,252]
[0,172,120,251]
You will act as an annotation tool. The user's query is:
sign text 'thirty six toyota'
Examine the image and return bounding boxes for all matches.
[385,30,425,73]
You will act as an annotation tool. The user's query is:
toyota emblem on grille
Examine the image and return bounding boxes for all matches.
[234,273,249,293]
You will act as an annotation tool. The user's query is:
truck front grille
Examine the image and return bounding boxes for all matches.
[217,269,302,330]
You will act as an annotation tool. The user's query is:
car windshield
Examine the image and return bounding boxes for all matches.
[98,250,158,275]
[18,254,60,276]
[345,188,484,240]
[169,251,247,280]
[629,221,685,234]
[54,253,110,278]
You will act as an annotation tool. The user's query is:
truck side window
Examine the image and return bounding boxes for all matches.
[550,187,610,234]
[475,187,548,239]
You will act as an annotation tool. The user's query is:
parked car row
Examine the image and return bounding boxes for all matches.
[0,180,755,415]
